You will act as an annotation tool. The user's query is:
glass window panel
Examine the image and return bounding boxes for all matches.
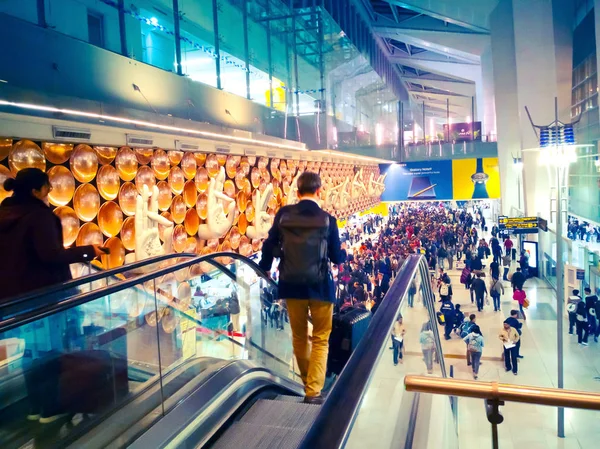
[44,0,122,54]
[178,0,219,86]
[0,0,39,25]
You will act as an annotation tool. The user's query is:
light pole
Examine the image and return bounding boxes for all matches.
[526,98,580,439]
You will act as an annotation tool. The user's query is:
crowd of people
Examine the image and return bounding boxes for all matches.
[330,201,534,379]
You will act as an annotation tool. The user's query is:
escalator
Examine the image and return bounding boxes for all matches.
[0,254,451,449]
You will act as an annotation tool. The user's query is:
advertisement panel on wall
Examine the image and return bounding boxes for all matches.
[443,122,482,142]
[452,157,501,200]
[381,157,501,201]
[381,160,453,201]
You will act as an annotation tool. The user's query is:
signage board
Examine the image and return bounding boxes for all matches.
[443,121,482,142]
[499,216,540,234]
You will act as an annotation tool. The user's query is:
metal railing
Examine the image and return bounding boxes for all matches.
[299,254,447,449]
[405,375,600,449]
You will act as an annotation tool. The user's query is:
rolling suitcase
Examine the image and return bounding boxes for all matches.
[436,311,445,325]
[59,349,129,414]
[327,307,372,375]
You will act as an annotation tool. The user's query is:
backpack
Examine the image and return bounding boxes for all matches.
[440,283,449,296]
[460,321,474,339]
[278,206,330,285]
[460,267,471,284]
[467,335,481,352]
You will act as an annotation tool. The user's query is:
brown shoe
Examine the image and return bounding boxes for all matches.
[304,395,324,405]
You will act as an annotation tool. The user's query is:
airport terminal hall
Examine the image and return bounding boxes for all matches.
[2,0,600,448]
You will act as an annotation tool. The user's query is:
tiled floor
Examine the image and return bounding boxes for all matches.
[347,247,600,448]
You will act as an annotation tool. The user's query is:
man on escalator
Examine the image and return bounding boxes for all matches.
[259,171,346,404]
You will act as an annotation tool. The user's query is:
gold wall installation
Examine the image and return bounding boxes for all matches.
[1,138,384,270]
[48,166,75,207]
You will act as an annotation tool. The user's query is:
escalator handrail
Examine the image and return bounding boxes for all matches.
[0,252,275,333]
[0,252,198,310]
[298,255,422,449]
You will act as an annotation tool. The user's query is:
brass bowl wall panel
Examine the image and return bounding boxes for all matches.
[54,206,79,247]
[0,165,13,204]
[183,180,197,208]
[229,226,241,249]
[121,216,136,251]
[196,193,208,220]
[43,142,74,165]
[239,177,251,196]
[245,200,255,223]
[177,282,192,309]
[239,236,252,256]
[216,154,227,166]
[102,237,125,269]
[252,239,262,253]
[98,201,124,237]
[157,181,172,211]
[73,184,100,222]
[115,147,138,181]
[195,167,209,193]
[250,167,260,188]
[218,242,233,265]
[185,237,198,253]
[237,191,248,212]
[9,140,45,174]
[169,167,185,194]
[172,225,187,253]
[135,147,154,165]
[77,222,103,246]
[168,150,184,166]
[194,152,207,167]
[118,182,137,216]
[225,155,239,179]
[97,165,120,201]
[48,166,75,207]
[206,238,219,252]
[260,167,271,183]
[223,179,235,199]
[240,158,250,175]
[258,157,268,169]
[181,152,197,180]
[184,208,199,236]
[238,214,248,235]
[171,195,186,224]
[152,149,170,180]
[0,138,12,161]
[205,154,219,178]
[70,144,98,183]
[135,165,156,195]
[247,156,256,166]
[95,146,117,165]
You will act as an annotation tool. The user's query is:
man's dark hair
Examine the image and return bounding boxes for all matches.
[469,314,476,321]
[297,171,322,196]
[573,289,580,295]
[584,287,591,294]
[516,268,521,272]
[510,309,519,317]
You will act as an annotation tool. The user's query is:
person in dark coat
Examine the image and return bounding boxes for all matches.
[0,168,106,303]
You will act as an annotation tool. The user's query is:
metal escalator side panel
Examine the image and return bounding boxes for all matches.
[127,360,304,449]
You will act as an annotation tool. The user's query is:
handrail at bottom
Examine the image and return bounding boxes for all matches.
[405,375,600,411]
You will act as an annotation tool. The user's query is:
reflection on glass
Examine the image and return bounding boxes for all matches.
[95,146,118,165]
[102,237,125,268]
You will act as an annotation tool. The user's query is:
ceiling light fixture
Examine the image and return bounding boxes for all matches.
[0,99,307,151]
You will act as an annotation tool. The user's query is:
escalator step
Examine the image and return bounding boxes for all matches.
[240,399,320,430]
[211,422,307,449]
[274,395,305,403]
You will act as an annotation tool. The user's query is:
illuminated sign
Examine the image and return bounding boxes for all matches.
[498,216,546,234]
